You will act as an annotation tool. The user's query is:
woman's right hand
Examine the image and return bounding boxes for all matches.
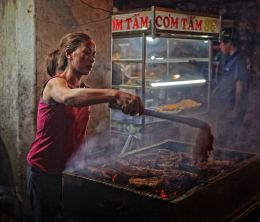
[112,90,144,116]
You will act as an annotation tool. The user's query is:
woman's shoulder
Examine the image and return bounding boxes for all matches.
[46,74,68,86]
[41,74,68,101]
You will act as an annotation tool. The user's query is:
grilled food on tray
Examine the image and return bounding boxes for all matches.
[86,148,234,198]
[157,99,201,111]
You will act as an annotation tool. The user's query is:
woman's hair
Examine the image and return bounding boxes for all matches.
[46,49,59,77]
[46,32,92,76]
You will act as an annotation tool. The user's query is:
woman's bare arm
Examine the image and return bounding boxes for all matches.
[43,77,143,115]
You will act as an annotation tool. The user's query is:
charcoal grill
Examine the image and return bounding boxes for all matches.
[62,140,260,222]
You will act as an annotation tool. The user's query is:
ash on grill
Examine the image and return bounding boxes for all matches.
[85,147,232,200]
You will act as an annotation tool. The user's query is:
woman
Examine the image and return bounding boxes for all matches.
[27,32,144,222]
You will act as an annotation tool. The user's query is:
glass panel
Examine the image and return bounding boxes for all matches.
[144,38,210,113]
[146,37,167,60]
[112,37,142,60]
[169,39,209,58]
[145,63,166,81]
[112,62,143,86]
[168,61,208,80]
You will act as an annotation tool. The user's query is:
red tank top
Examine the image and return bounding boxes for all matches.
[27,77,90,174]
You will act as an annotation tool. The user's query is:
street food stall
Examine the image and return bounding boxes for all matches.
[62,7,260,222]
[110,6,221,144]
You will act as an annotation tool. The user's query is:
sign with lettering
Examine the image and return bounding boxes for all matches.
[155,10,219,33]
[112,11,151,32]
[112,8,220,35]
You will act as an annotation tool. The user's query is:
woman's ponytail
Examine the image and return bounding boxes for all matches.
[46,48,60,77]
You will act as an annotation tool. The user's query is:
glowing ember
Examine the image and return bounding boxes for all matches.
[112,174,117,183]
[160,189,167,199]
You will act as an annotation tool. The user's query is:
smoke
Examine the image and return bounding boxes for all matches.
[65,84,260,174]
[235,88,260,153]
[65,108,204,172]
[211,86,260,154]
[65,137,118,173]
[64,118,121,172]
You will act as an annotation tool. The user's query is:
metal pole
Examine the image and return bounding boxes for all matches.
[151,6,155,39]
[208,40,213,113]
[141,32,146,141]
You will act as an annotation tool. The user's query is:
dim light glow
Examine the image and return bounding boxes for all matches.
[155,57,164,60]
[151,79,206,87]
[172,74,181,80]
[150,56,164,60]
[146,37,154,42]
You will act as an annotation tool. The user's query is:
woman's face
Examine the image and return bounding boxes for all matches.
[70,40,96,75]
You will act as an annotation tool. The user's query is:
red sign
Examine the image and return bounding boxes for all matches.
[112,11,150,32]
[112,9,220,34]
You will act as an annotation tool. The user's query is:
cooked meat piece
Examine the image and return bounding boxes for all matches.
[114,159,131,170]
[164,169,198,179]
[193,124,214,164]
[197,160,232,170]
[129,177,163,188]
[156,161,180,169]
[128,158,157,167]
[131,166,164,176]
[116,166,163,178]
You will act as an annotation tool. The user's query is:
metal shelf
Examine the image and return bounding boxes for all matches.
[114,82,207,89]
[112,57,210,64]
[112,59,142,63]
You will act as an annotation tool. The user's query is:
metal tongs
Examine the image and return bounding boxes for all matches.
[143,109,207,128]
[111,104,208,128]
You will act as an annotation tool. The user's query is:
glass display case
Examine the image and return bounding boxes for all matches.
[112,37,210,109]
[111,6,220,139]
